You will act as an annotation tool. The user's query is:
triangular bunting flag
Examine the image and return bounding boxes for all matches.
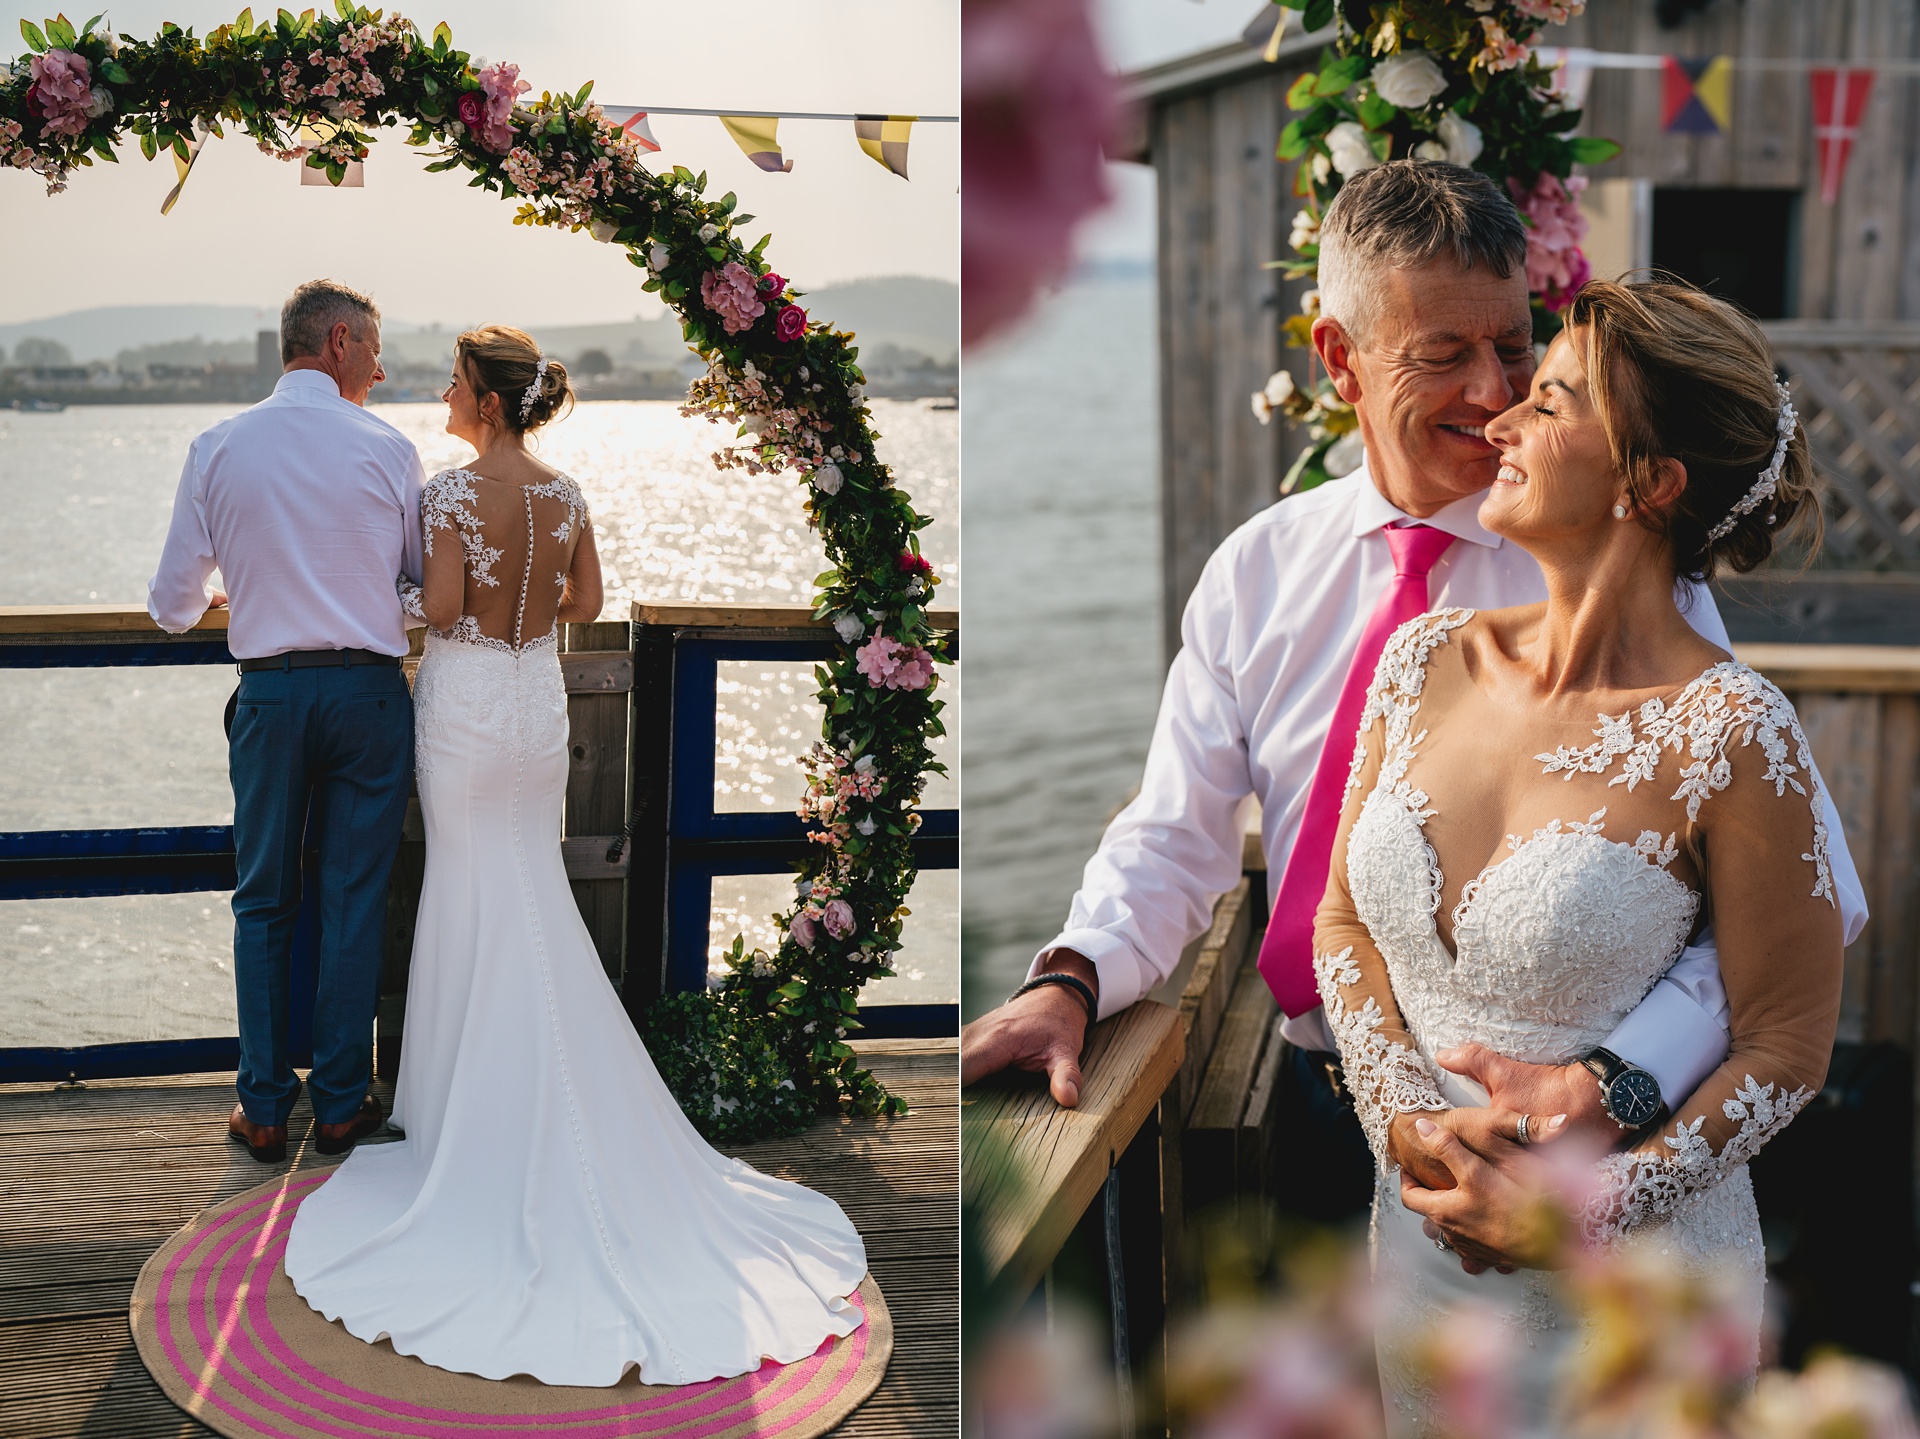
[599,106,661,154]
[159,120,207,215]
[1810,68,1875,205]
[1537,46,1594,111]
[854,115,913,179]
[719,115,792,173]
[297,123,365,187]
[1661,55,1732,134]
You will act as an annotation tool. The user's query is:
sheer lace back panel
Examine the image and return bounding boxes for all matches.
[415,468,589,653]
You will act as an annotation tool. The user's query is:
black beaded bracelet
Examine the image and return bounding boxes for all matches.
[1009,971,1099,1031]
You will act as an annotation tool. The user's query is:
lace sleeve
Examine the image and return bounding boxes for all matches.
[1581,668,1841,1248]
[1311,622,1464,1167]
[398,575,427,623]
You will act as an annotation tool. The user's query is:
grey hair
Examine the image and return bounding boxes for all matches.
[1316,160,1528,343]
[279,279,381,363]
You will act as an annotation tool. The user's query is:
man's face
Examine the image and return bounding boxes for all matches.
[1316,260,1535,514]
[334,320,386,405]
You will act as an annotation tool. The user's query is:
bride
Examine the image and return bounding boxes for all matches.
[1312,279,1843,1432]
[284,325,868,1387]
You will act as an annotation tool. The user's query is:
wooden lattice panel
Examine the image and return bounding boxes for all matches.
[1763,325,1920,571]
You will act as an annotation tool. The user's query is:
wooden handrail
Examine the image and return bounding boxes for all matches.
[632,601,958,631]
[962,1000,1184,1305]
[1735,643,1920,693]
[0,604,228,634]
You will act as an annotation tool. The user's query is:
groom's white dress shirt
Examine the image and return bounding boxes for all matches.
[1038,462,1868,1107]
[148,370,426,659]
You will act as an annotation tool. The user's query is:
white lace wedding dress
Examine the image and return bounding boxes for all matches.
[285,468,867,1386]
[1315,610,1836,1437]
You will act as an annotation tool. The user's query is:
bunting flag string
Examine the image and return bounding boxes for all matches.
[854,115,913,179]
[597,106,661,154]
[718,114,792,173]
[1810,68,1875,205]
[1661,54,1733,134]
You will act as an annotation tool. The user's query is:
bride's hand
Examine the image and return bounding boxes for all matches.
[1436,1043,1612,1147]
[1398,1117,1575,1270]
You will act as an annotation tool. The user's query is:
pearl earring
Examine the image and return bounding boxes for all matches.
[1612,504,1628,519]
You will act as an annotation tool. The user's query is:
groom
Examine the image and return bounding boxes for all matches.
[961,161,1867,1265]
[149,279,426,1164]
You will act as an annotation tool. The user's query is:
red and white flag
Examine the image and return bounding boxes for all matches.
[599,106,662,154]
[1809,68,1874,205]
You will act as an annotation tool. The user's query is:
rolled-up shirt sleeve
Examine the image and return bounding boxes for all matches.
[147,443,217,634]
[1032,549,1255,1019]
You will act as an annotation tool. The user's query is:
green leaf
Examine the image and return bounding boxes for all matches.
[718,191,737,213]
[575,78,593,105]
[1354,89,1396,130]
[432,20,450,49]
[81,12,103,37]
[47,15,78,48]
[1285,71,1318,112]
[733,212,755,226]
[1312,54,1368,96]
[100,59,131,83]
[171,133,191,162]
[236,7,255,35]
[704,245,727,261]
[139,128,157,160]
[1276,117,1311,161]
[1566,136,1623,166]
[1303,0,1335,30]
[19,18,47,50]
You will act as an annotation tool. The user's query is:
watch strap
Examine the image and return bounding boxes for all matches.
[1580,1046,1628,1087]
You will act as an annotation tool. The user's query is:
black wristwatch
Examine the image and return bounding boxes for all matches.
[1579,1047,1664,1130]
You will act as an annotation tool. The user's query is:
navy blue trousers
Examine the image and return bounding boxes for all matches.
[228,663,412,1126]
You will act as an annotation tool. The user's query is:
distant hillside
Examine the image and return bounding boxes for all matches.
[5,276,958,369]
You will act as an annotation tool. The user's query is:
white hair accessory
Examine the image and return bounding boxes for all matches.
[518,355,550,425]
[1705,379,1796,545]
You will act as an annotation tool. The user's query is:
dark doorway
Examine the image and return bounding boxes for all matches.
[1651,187,1800,319]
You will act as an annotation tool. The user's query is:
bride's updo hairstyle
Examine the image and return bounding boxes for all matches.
[454,324,574,435]
[1564,277,1820,581]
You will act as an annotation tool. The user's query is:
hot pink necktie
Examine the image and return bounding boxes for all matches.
[1257,523,1456,1017]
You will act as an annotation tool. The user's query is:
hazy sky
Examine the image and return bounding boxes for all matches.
[0,0,957,327]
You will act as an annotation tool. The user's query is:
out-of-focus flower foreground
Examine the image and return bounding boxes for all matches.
[968,1205,1919,1439]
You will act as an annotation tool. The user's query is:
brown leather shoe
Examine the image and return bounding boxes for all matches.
[314,1094,385,1156]
[228,1103,288,1163]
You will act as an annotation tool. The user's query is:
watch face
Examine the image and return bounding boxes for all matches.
[1608,1069,1663,1127]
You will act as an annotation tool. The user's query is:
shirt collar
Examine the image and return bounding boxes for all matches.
[1347,453,1503,549]
[273,369,343,400]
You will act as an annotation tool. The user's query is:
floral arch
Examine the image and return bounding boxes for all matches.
[3,6,948,1140]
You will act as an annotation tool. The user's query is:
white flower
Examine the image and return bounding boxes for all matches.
[1370,50,1447,109]
[797,877,813,898]
[798,365,810,381]
[906,576,925,598]
[1436,112,1484,167]
[647,241,669,271]
[830,445,845,460]
[589,219,618,242]
[848,383,865,404]
[1300,289,1321,316]
[853,754,877,776]
[448,119,466,138]
[1251,391,1274,426]
[1264,370,1296,406]
[1311,152,1332,184]
[740,413,768,439]
[1324,431,1366,477]
[1324,122,1379,179]
[698,222,719,242]
[1413,140,1448,162]
[832,611,864,644]
[1289,209,1320,250]
[855,816,876,836]
[813,460,844,495]
[85,85,114,118]
[742,359,759,380]
[98,20,118,55]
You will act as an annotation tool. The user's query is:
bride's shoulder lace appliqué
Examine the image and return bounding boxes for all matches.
[423,467,504,589]
[1343,608,1475,803]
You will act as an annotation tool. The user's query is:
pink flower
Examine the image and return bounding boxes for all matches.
[759,271,787,295]
[898,551,934,575]
[475,61,528,154]
[700,261,768,335]
[29,49,94,139]
[774,305,807,342]
[891,648,935,690]
[790,912,819,950]
[457,90,484,129]
[1509,172,1592,311]
[1476,17,1531,72]
[823,899,856,940]
[963,0,1124,347]
[859,635,936,690]
[1515,0,1584,20]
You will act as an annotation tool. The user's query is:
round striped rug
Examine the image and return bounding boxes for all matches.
[130,1171,892,1439]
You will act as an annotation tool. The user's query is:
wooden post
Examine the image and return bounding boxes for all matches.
[563,620,632,984]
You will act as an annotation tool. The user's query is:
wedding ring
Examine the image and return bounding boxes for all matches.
[1515,1113,1531,1146]
[1433,1233,1455,1253]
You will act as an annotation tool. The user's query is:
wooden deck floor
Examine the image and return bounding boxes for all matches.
[0,1038,955,1439]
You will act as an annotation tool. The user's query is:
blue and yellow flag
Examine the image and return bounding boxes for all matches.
[719,115,793,173]
[854,116,913,179]
[1661,55,1733,134]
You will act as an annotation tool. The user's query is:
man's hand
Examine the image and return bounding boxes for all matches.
[1437,1042,1613,1147]
[1398,1117,1572,1271]
[959,950,1098,1107]
[1394,1106,1569,1273]
[208,590,229,608]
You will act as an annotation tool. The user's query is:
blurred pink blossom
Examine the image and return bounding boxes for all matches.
[962,0,1123,347]
[701,262,768,335]
[1509,171,1592,312]
[855,635,934,690]
[29,49,94,138]
[475,61,528,153]
[774,304,807,342]
[1477,17,1531,72]
[1515,0,1585,20]
[789,912,819,950]
[822,899,856,940]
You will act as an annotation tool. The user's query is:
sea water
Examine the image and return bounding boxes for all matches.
[0,397,956,1045]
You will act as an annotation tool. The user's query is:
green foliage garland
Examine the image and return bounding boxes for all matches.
[2,6,949,1141]
[1259,0,1621,495]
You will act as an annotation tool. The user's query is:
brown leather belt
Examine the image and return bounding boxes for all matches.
[236,648,401,673]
